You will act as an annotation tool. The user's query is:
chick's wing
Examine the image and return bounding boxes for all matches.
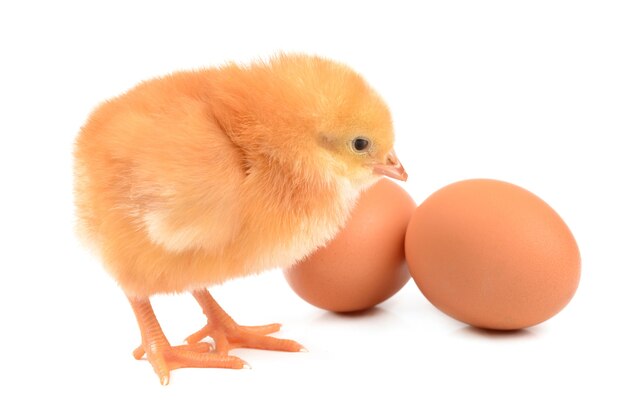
[102,93,248,255]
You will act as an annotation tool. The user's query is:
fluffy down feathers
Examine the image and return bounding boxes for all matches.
[74,54,397,297]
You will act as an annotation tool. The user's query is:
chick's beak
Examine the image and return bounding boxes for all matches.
[373,149,408,181]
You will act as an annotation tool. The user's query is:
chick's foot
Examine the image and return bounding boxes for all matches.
[129,296,247,385]
[186,289,305,354]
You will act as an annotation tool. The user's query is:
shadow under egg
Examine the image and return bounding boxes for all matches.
[311,305,396,325]
[455,325,539,340]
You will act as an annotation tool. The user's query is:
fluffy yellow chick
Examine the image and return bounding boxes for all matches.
[74,54,406,384]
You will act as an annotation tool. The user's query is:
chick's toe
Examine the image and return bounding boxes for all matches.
[186,289,304,354]
[129,296,246,385]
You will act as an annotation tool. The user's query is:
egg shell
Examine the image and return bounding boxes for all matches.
[405,179,581,330]
[284,179,415,313]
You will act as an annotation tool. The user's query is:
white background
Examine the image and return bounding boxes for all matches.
[1,1,625,413]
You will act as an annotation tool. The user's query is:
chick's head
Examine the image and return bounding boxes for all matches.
[215,54,407,187]
[312,68,406,188]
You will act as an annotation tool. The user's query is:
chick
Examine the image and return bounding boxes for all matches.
[74,54,407,384]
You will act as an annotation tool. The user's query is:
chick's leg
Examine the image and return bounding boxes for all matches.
[186,289,305,354]
[128,296,246,385]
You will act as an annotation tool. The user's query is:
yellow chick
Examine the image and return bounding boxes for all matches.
[74,54,406,384]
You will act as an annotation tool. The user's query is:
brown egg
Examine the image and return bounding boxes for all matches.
[284,179,415,312]
[405,179,581,330]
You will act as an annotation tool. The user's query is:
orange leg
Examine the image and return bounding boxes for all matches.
[185,289,305,354]
[128,296,246,385]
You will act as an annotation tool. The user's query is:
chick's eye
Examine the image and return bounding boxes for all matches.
[352,137,371,152]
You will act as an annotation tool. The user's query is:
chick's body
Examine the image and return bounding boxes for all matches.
[76,75,350,296]
[74,54,405,383]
